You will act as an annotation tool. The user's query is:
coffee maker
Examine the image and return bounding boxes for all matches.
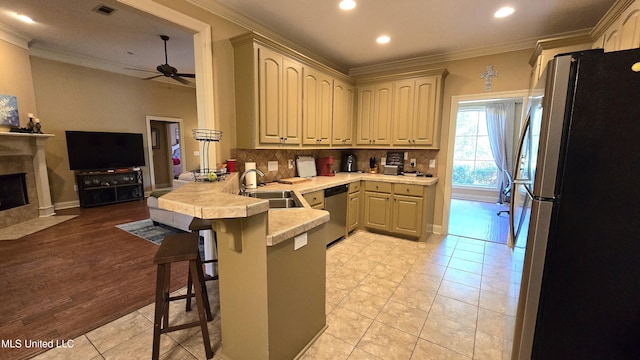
[341,153,357,172]
[316,156,335,176]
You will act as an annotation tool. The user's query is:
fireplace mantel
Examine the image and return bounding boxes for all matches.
[0,132,55,217]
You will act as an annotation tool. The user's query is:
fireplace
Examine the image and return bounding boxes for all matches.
[0,173,29,211]
[0,132,54,229]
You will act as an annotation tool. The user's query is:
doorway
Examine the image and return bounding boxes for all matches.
[444,90,528,244]
[146,116,184,190]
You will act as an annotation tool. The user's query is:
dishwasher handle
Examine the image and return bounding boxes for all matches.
[324,184,349,197]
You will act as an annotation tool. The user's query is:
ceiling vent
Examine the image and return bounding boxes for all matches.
[93,4,116,16]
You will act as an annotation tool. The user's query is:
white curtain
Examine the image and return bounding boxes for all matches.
[486,102,515,203]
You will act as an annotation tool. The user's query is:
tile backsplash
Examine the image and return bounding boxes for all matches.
[229,148,439,184]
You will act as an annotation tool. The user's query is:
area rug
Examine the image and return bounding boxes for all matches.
[116,219,206,259]
[115,219,185,245]
[0,215,78,241]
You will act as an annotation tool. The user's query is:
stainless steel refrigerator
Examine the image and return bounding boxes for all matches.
[510,48,640,359]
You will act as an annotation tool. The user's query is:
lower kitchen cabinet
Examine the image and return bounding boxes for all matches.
[391,194,424,237]
[364,191,391,231]
[363,181,426,239]
[347,181,361,233]
[303,189,325,210]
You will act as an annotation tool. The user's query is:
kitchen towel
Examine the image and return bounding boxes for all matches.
[245,161,257,189]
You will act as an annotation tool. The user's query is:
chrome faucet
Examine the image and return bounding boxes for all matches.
[239,168,265,195]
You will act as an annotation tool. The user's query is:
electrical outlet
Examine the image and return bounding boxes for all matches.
[429,159,436,168]
[74,184,78,192]
[410,158,416,167]
[268,161,278,172]
[294,232,308,250]
[381,157,386,165]
[288,159,294,169]
[404,152,408,160]
[193,151,200,156]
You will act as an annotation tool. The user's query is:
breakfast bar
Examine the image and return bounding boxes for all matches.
[158,173,330,360]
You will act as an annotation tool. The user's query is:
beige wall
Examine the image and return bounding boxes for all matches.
[426,49,534,230]
[0,40,37,128]
[29,57,199,206]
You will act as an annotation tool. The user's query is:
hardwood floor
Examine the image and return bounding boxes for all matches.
[448,198,510,244]
[0,200,188,360]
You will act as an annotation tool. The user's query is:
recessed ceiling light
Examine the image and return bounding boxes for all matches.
[11,12,35,24]
[494,6,515,18]
[339,0,356,11]
[376,35,390,44]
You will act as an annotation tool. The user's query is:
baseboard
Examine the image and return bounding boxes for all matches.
[432,224,443,234]
[451,193,498,203]
[54,200,80,210]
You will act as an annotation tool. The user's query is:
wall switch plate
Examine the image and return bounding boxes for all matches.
[410,159,416,167]
[268,161,278,172]
[288,159,294,169]
[294,232,308,250]
[429,159,436,168]
[381,157,386,165]
[193,151,200,156]
[404,152,408,160]
[74,184,78,192]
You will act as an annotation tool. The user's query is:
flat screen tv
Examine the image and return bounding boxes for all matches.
[65,131,146,171]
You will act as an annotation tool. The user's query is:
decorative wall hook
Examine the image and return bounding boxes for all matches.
[481,65,498,91]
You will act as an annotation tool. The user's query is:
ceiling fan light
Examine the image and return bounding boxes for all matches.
[494,6,515,18]
[339,0,356,11]
[11,12,35,24]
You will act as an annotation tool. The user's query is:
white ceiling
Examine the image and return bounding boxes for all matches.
[0,0,619,80]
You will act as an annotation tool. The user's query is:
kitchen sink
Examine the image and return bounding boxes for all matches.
[241,190,302,208]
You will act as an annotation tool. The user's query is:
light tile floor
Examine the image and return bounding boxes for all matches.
[33,231,524,360]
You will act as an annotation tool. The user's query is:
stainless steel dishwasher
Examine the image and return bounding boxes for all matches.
[323,184,348,245]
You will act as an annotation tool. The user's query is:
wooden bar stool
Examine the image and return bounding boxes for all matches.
[152,232,213,359]
[186,218,218,311]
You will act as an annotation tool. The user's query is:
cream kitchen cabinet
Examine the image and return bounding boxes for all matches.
[347,181,361,233]
[233,39,303,148]
[363,181,427,239]
[594,0,640,52]
[303,67,333,145]
[392,76,442,147]
[332,80,355,146]
[356,83,393,146]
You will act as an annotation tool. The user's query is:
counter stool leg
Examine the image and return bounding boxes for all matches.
[189,259,214,359]
[152,263,166,360]
[196,254,213,321]
[162,263,171,330]
[185,267,193,312]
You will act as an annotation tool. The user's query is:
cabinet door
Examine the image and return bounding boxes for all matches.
[332,80,355,146]
[303,68,332,145]
[281,58,303,144]
[348,191,360,232]
[356,85,374,145]
[392,194,424,237]
[372,83,393,145]
[392,79,415,145]
[258,47,283,144]
[364,191,391,231]
[413,77,438,146]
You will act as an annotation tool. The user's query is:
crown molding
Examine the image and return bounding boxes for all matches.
[187,0,349,74]
[349,37,538,78]
[591,0,635,40]
[29,45,195,88]
[0,23,31,50]
[527,30,594,66]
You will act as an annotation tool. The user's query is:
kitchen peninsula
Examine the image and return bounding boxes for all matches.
[157,171,438,359]
[158,172,330,360]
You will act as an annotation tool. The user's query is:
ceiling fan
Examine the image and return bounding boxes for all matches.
[143,35,195,85]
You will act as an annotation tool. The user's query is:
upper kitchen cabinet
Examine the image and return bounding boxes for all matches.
[233,39,303,148]
[593,0,640,52]
[332,80,355,146]
[356,82,393,146]
[303,67,333,145]
[392,75,444,147]
[356,69,447,148]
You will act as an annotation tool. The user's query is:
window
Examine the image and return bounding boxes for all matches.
[453,107,498,187]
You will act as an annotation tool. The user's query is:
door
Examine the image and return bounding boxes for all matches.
[348,191,360,232]
[356,85,374,145]
[282,57,303,144]
[259,47,283,144]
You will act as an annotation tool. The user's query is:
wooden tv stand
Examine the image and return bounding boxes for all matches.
[76,169,143,207]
